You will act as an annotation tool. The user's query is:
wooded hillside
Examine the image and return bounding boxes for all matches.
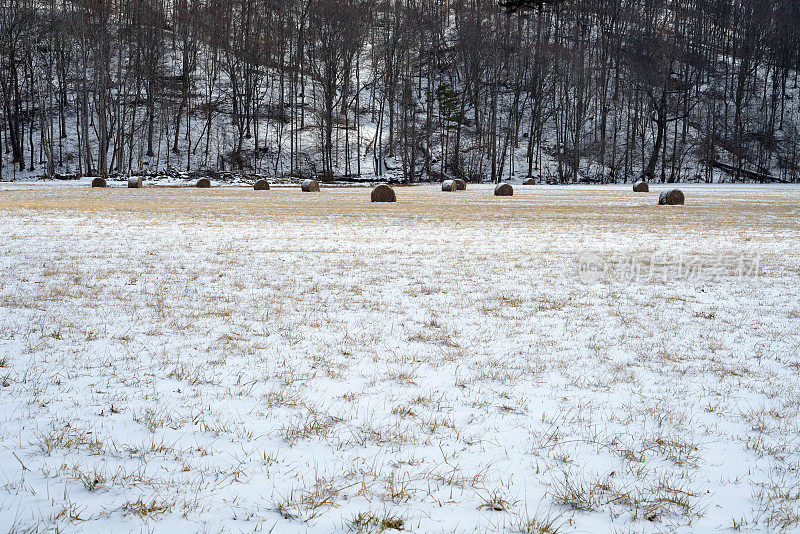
[1,0,799,183]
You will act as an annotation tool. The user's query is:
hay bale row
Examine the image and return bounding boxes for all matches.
[301,179,320,192]
[371,184,396,202]
[659,189,685,205]
[494,183,513,196]
[89,176,687,209]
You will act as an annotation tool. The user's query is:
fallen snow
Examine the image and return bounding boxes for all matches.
[0,183,799,533]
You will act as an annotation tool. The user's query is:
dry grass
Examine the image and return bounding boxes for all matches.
[0,183,798,532]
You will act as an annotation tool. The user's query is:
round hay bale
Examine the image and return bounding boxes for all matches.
[454,179,467,190]
[494,183,513,196]
[128,176,143,188]
[196,178,211,188]
[254,179,270,191]
[523,178,536,185]
[658,189,685,205]
[633,181,649,193]
[442,180,456,192]
[301,179,320,192]
[91,177,107,188]
[371,184,396,203]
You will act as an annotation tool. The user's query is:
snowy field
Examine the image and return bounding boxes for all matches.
[1,183,799,533]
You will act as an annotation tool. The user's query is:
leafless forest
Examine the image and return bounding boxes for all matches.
[1,0,799,183]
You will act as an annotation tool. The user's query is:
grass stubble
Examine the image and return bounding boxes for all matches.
[0,183,798,532]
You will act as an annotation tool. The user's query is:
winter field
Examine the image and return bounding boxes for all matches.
[0,183,799,533]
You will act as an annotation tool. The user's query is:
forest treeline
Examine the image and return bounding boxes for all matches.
[1,0,799,183]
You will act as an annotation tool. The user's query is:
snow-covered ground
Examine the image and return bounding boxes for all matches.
[0,183,799,533]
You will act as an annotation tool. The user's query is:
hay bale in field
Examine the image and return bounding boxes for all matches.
[301,179,320,192]
[91,177,107,188]
[454,179,467,190]
[442,180,456,192]
[494,183,513,196]
[371,184,396,203]
[633,181,649,192]
[523,178,536,185]
[128,176,143,188]
[254,179,270,191]
[658,189,685,205]
[196,178,211,188]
